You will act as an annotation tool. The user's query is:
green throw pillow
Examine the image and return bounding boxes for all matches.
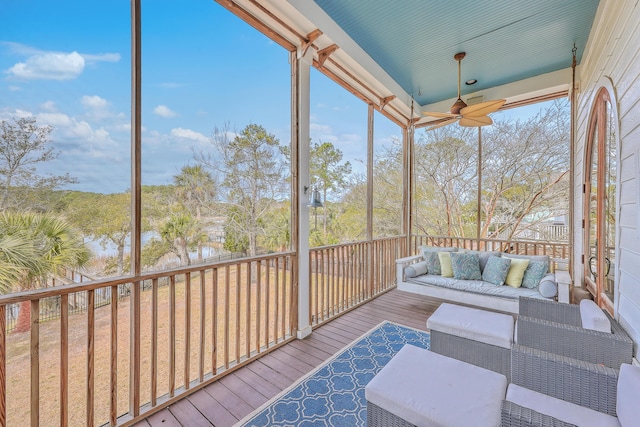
[451,252,482,280]
[504,256,530,288]
[482,256,512,286]
[521,260,550,288]
[438,252,454,277]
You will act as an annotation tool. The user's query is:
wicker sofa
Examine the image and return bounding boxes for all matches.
[396,249,569,314]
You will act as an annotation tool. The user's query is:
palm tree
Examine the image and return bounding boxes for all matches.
[0,211,92,333]
[160,213,207,266]
[174,165,216,261]
[0,233,43,294]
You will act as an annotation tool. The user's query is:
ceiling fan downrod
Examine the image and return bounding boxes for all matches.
[450,52,468,114]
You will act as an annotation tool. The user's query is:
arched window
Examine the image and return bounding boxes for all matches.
[583,87,618,312]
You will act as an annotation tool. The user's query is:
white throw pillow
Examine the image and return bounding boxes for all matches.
[404,261,429,278]
[617,363,640,427]
[579,300,611,333]
[537,274,557,298]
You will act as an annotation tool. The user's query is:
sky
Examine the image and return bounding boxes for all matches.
[0,0,551,194]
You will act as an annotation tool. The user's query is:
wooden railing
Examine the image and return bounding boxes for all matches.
[0,252,295,426]
[309,236,406,326]
[412,235,570,271]
[0,234,570,426]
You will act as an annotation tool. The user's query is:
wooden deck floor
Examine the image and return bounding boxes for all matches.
[134,289,442,427]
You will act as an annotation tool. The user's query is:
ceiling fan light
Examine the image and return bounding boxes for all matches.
[450,97,467,114]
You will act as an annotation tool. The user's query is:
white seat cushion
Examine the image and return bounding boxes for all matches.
[427,303,514,349]
[617,364,640,427]
[365,345,507,427]
[506,384,620,427]
[580,299,611,333]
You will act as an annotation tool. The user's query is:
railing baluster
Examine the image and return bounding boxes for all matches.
[274,258,280,341]
[256,261,261,353]
[60,295,68,427]
[246,262,251,358]
[330,248,335,316]
[30,300,39,427]
[212,268,218,375]
[130,280,141,417]
[224,265,230,369]
[281,256,286,338]
[199,271,205,382]
[151,279,158,407]
[87,289,95,427]
[109,285,117,425]
[235,264,241,362]
[184,272,191,390]
[0,305,6,427]
[265,261,271,348]
[169,276,176,397]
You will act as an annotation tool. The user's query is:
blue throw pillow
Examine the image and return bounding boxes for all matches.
[423,251,441,275]
[521,260,549,289]
[451,252,482,280]
[482,256,512,286]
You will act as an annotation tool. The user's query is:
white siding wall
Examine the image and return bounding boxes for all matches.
[574,0,640,355]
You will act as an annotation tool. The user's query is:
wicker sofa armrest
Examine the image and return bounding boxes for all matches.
[511,344,619,416]
[518,297,581,325]
[516,314,634,368]
[501,400,577,427]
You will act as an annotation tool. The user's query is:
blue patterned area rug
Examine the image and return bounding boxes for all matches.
[236,321,430,427]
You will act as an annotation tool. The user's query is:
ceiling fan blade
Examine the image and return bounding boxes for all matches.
[459,115,493,127]
[426,117,459,131]
[423,111,458,119]
[460,99,506,117]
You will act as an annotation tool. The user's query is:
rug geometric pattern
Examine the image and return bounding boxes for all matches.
[236,321,430,427]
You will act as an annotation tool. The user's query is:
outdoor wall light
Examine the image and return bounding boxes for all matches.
[303,185,323,208]
[465,79,478,85]
[308,188,323,208]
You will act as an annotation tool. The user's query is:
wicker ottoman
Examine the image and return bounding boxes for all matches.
[365,344,507,427]
[427,303,515,381]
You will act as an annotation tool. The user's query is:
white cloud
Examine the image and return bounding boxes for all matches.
[81,95,109,110]
[8,85,21,91]
[159,82,187,89]
[41,101,57,112]
[341,133,362,143]
[6,51,85,80]
[310,123,332,133]
[3,43,120,81]
[154,105,178,118]
[82,53,120,64]
[38,112,73,127]
[170,127,208,144]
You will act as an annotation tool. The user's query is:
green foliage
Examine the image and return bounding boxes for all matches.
[173,164,216,219]
[195,123,288,256]
[0,116,77,211]
[259,202,290,252]
[223,212,249,254]
[0,211,91,294]
[141,238,170,268]
[159,212,206,266]
[412,99,570,240]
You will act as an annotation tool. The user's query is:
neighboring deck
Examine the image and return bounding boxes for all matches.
[135,289,441,427]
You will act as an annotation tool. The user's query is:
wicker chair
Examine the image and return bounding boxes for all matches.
[500,344,638,427]
[517,296,634,369]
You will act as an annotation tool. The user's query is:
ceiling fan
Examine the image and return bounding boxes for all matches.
[423,52,505,130]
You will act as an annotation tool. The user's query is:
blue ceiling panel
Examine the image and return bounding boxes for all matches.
[313,0,600,106]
